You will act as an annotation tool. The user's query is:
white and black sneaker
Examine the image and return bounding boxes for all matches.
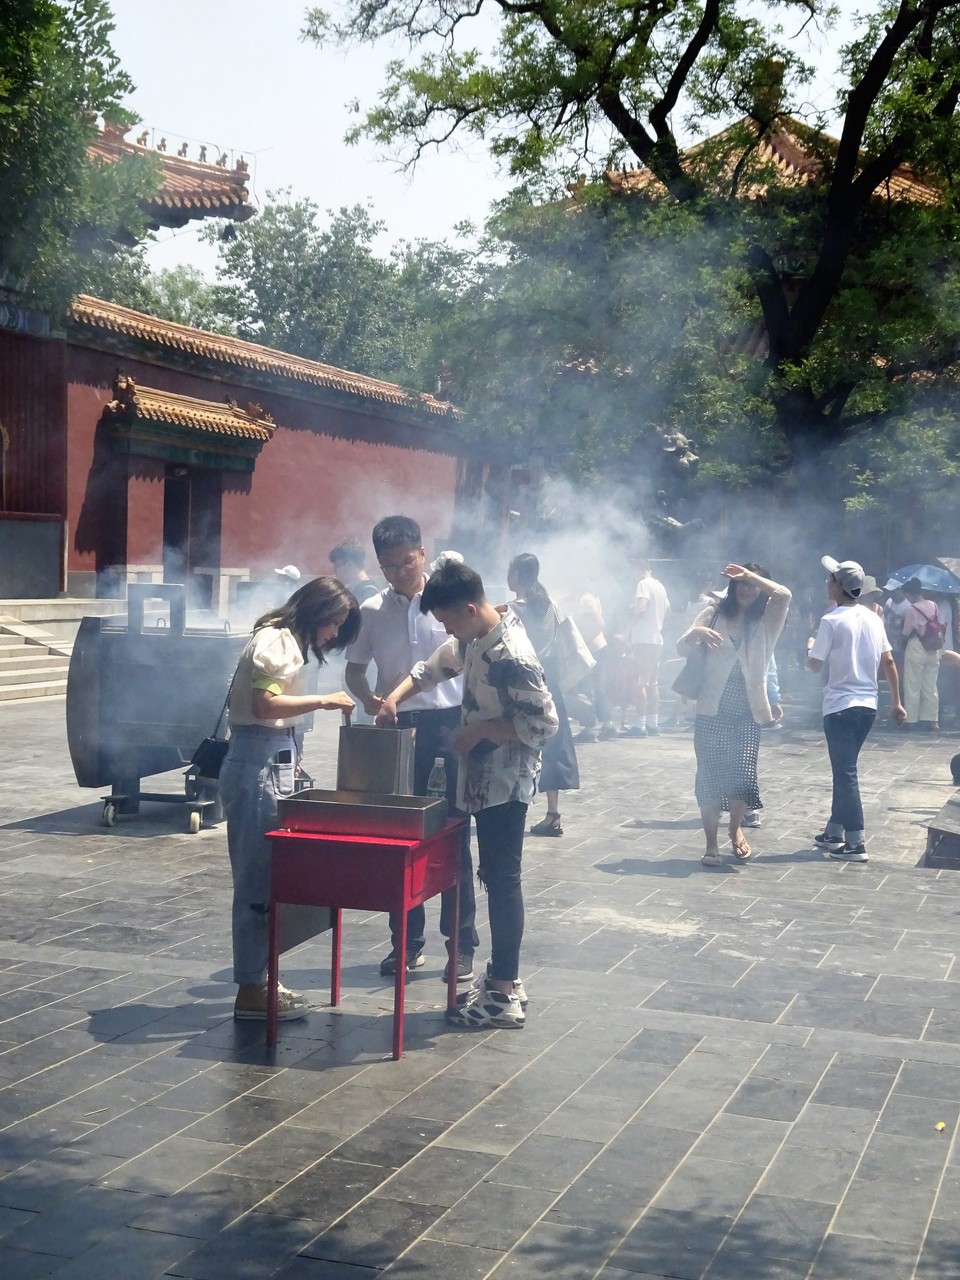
[456,965,528,1009]
[446,982,525,1029]
[830,842,868,863]
[813,831,845,853]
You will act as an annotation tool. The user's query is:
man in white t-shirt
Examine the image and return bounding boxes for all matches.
[626,560,670,738]
[807,555,906,863]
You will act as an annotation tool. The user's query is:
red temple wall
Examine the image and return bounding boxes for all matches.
[64,344,460,589]
[220,425,458,575]
[0,329,66,516]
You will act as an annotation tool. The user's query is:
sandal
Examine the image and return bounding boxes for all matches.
[731,835,752,861]
[530,812,563,837]
[701,850,723,866]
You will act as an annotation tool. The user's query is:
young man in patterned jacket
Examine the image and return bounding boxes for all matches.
[377,559,559,1029]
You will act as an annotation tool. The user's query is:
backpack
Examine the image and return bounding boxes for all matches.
[917,603,946,651]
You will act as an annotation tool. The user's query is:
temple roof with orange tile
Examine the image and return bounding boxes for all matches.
[70,295,460,421]
[603,117,942,206]
[89,123,255,228]
[106,374,276,442]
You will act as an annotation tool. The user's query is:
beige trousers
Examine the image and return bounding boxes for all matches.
[903,637,940,724]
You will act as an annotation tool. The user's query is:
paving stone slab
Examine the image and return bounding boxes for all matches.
[2,703,960,1279]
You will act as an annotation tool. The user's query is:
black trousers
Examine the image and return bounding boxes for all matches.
[388,706,479,955]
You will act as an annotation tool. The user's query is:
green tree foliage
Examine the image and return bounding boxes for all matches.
[195,192,472,386]
[305,0,960,474]
[135,264,237,336]
[432,193,779,482]
[90,256,238,335]
[0,0,157,316]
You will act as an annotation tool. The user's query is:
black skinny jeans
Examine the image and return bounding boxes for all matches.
[474,800,527,982]
[823,706,876,835]
[388,706,479,956]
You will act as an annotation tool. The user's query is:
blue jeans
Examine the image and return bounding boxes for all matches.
[823,707,876,836]
[219,724,298,986]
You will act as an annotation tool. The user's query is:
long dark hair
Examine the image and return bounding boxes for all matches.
[716,563,769,624]
[255,576,361,664]
[508,552,551,617]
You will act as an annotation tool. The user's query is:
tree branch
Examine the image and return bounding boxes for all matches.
[649,0,721,141]
[813,382,856,420]
[830,0,924,202]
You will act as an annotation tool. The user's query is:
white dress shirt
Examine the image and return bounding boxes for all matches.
[345,583,462,711]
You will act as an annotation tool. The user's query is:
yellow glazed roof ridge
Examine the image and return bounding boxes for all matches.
[603,116,942,205]
[71,295,460,418]
[106,375,275,441]
[87,129,254,222]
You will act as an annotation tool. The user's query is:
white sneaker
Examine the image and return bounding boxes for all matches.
[446,982,525,1029]
[457,965,528,1009]
[742,811,762,828]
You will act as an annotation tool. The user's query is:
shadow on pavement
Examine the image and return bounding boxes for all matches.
[596,848,826,876]
[623,817,703,830]
[2,803,217,839]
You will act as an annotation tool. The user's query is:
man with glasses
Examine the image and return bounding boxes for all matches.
[345,516,479,979]
[807,555,906,863]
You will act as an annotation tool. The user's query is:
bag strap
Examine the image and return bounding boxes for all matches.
[212,659,240,738]
[913,601,936,629]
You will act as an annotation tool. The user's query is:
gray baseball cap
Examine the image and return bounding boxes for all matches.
[822,555,864,598]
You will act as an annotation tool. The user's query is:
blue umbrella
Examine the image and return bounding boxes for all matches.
[883,564,960,595]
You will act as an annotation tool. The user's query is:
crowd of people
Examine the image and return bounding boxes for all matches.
[218,521,956,1033]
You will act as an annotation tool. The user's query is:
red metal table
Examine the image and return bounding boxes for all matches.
[265,819,466,1058]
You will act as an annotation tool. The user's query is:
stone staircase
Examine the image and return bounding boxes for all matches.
[0,597,125,646]
[0,629,70,701]
[0,599,128,703]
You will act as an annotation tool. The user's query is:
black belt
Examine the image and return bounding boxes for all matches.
[396,706,460,726]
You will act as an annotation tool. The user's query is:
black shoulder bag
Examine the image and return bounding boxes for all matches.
[672,610,717,702]
[190,666,237,779]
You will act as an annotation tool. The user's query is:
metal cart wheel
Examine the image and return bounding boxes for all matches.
[102,801,118,827]
[187,810,202,835]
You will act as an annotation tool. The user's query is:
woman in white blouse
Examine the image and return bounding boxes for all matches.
[220,577,360,1021]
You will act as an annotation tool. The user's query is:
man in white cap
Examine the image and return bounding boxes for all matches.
[807,555,906,862]
[274,565,301,584]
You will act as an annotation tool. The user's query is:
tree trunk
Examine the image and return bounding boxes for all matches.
[772,385,846,462]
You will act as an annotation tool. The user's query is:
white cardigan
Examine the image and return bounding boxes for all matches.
[677,583,791,723]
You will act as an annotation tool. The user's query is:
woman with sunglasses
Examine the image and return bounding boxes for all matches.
[677,563,791,866]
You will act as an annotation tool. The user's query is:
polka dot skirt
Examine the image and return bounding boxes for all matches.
[694,662,761,811]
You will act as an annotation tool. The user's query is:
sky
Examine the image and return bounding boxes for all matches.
[108,0,507,277]
[107,0,857,280]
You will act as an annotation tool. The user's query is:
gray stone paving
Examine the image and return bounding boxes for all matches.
[0,697,959,1278]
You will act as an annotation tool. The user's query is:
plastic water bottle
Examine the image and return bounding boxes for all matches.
[426,756,447,816]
